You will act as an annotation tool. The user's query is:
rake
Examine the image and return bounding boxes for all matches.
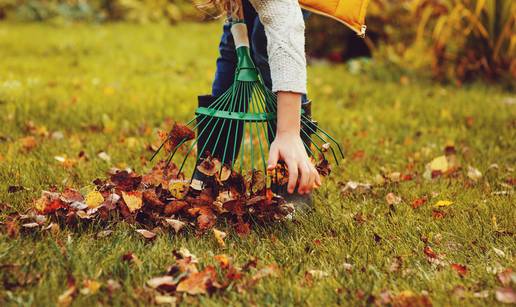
[152,0,344,190]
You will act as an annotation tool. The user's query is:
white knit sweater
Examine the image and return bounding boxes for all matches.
[249,0,307,94]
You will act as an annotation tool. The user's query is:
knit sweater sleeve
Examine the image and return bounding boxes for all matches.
[248,0,307,94]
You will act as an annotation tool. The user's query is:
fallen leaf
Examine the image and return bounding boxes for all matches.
[122,191,143,213]
[493,247,506,257]
[155,295,177,305]
[385,192,401,205]
[467,166,482,181]
[214,254,231,269]
[136,229,156,240]
[495,287,516,304]
[176,266,217,295]
[434,200,453,207]
[21,222,40,228]
[80,279,101,295]
[85,191,104,209]
[432,210,447,219]
[7,185,26,193]
[423,246,438,259]
[412,197,427,209]
[20,136,37,151]
[429,155,448,172]
[197,156,222,177]
[97,151,111,162]
[252,264,279,281]
[473,290,489,298]
[497,269,516,287]
[391,290,432,307]
[147,276,177,292]
[212,228,227,247]
[306,269,329,279]
[164,219,186,233]
[111,170,142,191]
[388,256,403,273]
[451,263,468,277]
[57,276,77,307]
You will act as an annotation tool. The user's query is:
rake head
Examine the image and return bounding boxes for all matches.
[152,21,344,187]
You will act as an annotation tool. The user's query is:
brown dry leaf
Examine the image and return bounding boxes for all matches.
[423,246,438,259]
[176,266,217,295]
[122,191,143,213]
[451,263,468,277]
[388,256,403,273]
[20,136,37,151]
[385,192,401,205]
[467,166,482,182]
[214,254,231,269]
[197,156,222,177]
[252,264,279,281]
[167,123,195,149]
[316,159,331,177]
[164,200,189,216]
[135,229,156,240]
[188,206,216,231]
[57,276,77,307]
[495,287,516,304]
[219,164,232,182]
[111,170,142,191]
[212,228,227,247]
[155,295,177,305]
[147,276,177,292]
[391,290,432,307]
[497,268,516,287]
[164,218,186,233]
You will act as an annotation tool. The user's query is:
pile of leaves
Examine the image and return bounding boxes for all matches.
[8,158,296,237]
[4,122,332,238]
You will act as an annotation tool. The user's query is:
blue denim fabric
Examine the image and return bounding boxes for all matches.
[212,0,309,103]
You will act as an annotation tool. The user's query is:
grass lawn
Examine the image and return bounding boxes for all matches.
[0,22,515,306]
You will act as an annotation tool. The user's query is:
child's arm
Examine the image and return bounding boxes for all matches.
[267,92,321,194]
[249,0,319,193]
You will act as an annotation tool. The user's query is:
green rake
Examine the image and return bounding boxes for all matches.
[152,0,344,188]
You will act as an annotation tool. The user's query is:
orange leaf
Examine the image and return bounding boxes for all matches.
[451,263,468,277]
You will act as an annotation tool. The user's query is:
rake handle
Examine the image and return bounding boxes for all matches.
[230,0,250,48]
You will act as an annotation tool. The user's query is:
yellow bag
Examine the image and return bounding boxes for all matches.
[299,0,370,36]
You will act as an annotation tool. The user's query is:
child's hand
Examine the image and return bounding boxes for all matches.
[267,131,321,194]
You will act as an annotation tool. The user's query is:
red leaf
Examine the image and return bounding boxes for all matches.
[412,197,427,209]
[451,263,468,277]
[424,246,438,259]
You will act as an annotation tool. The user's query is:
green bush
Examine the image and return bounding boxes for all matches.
[366,0,516,84]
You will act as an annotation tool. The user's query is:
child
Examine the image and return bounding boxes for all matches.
[195,0,320,205]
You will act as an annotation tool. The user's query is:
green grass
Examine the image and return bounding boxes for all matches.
[0,22,515,306]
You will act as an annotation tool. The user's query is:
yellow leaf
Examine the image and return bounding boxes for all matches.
[169,180,188,199]
[212,228,226,247]
[34,197,46,212]
[434,200,454,207]
[80,279,101,295]
[429,155,449,172]
[85,191,104,209]
[122,191,143,212]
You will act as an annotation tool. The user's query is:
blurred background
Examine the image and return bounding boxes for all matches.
[0,0,514,88]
